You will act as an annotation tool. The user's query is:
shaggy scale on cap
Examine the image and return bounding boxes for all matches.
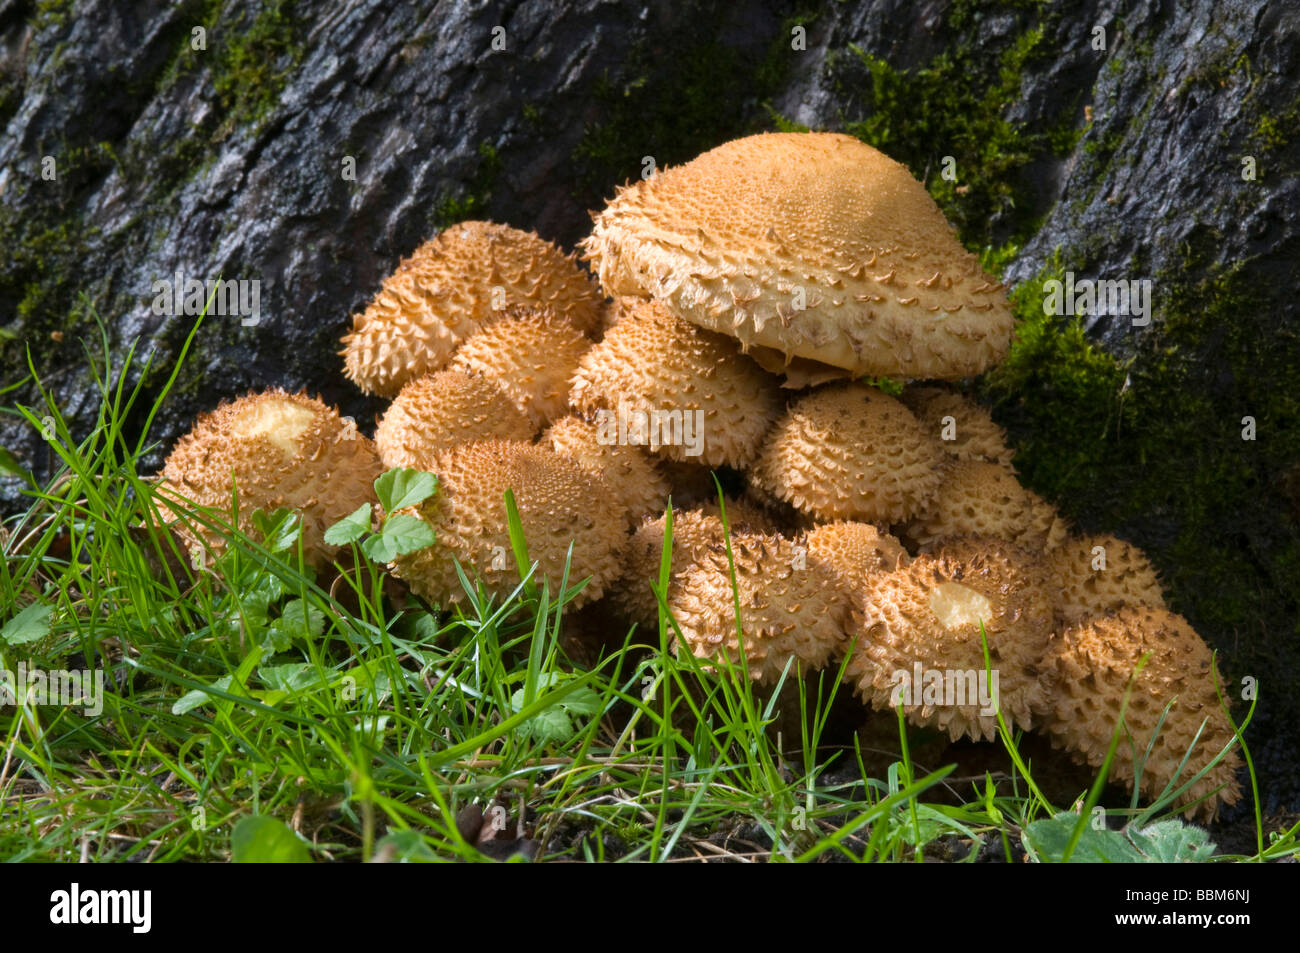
[902,386,1015,470]
[668,531,851,683]
[450,307,591,428]
[158,390,382,566]
[1047,534,1167,622]
[569,298,783,467]
[750,382,945,523]
[804,522,909,595]
[905,459,1069,552]
[342,221,603,397]
[1041,607,1242,819]
[846,536,1056,741]
[390,441,625,609]
[542,415,669,528]
[374,370,533,470]
[582,132,1013,380]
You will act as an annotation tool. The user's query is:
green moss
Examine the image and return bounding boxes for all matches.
[829,4,1079,250]
[1,0,311,351]
[209,0,303,132]
[985,237,1300,699]
[521,103,544,130]
[984,251,1133,496]
[863,377,904,398]
[1247,104,1300,158]
[0,141,119,357]
[145,0,304,137]
[30,0,73,30]
[431,141,501,231]
[1176,47,1249,99]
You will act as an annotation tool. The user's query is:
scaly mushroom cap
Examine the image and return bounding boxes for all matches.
[905,459,1069,552]
[1041,607,1242,819]
[669,531,851,683]
[569,298,782,467]
[542,414,669,528]
[846,536,1056,741]
[342,221,603,396]
[804,521,909,595]
[450,306,592,428]
[614,503,780,627]
[582,132,1013,380]
[390,441,625,609]
[1047,534,1167,623]
[158,390,382,566]
[374,369,533,469]
[902,386,1015,469]
[750,382,945,523]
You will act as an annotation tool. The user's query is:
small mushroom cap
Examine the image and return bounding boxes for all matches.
[342,221,603,397]
[450,307,592,428]
[374,369,534,470]
[159,390,382,566]
[750,382,945,523]
[542,414,669,528]
[804,521,909,596]
[569,298,783,467]
[902,386,1015,470]
[904,459,1069,552]
[669,530,851,683]
[1046,533,1167,623]
[582,132,1013,380]
[390,440,626,609]
[1040,607,1243,819]
[846,536,1056,741]
[613,503,782,627]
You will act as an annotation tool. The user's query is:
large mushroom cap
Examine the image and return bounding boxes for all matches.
[374,369,534,469]
[750,382,945,523]
[450,306,592,428]
[902,386,1015,470]
[1041,607,1243,819]
[1047,533,1167,623]
[669,530,851,683]
[904,458,1069,552]
[542,414,669,528]
[569,298,783,467]
[342,221,603,397]
[582,132,1013,380]
[846,536,1056,741]
[390,440,626,609]
[159,390,382,566]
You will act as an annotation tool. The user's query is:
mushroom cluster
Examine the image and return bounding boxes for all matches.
[157,133,1241,819]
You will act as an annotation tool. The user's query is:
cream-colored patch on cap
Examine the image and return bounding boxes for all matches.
[229,399,315,458]
[928,581,992,630]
